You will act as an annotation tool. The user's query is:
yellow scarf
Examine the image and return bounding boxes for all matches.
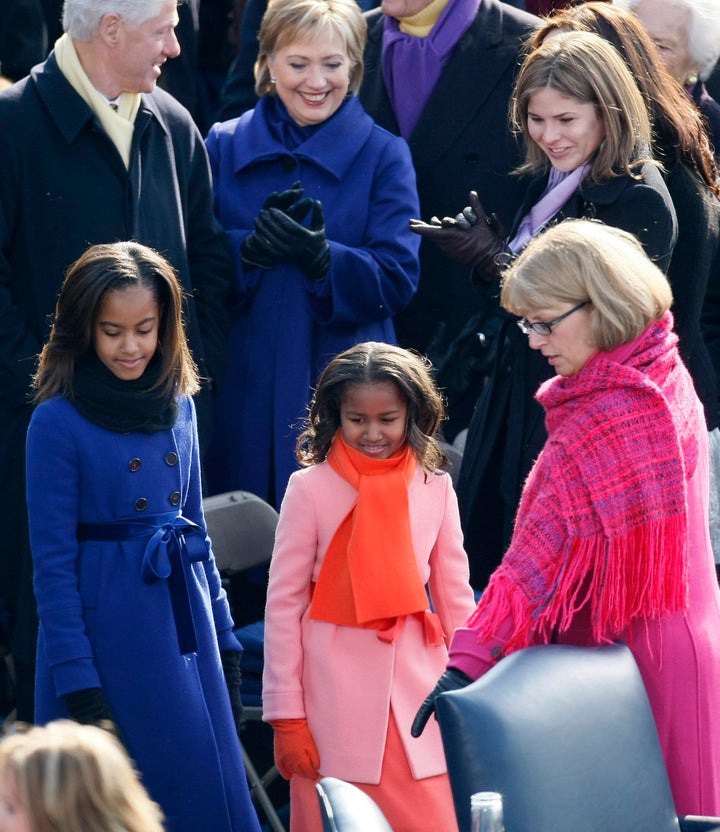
[54,34,140,168]
[399,0,451,37]
[310,433,444,644]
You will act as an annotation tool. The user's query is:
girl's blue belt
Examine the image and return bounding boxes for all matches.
[77,511,209,655]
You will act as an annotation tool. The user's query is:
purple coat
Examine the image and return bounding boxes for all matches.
[204,95,420,506]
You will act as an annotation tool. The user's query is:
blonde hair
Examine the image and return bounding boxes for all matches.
[0,721,164,832]
[500,219,672,350]
[512,30,653,183]
[255,0,366,97]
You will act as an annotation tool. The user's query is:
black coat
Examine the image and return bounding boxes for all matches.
[0,0,46,82]
[662,159,720,430]
[457,162,678,588]
[359,0,539,372]
[0,52,233,689]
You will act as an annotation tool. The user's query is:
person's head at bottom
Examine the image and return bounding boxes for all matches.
[0,720,165,832]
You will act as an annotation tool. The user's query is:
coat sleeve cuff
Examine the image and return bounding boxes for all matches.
[52,657,102,698]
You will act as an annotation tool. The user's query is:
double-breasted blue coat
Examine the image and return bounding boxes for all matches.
[203,95,420,506]
[26,395,261,832]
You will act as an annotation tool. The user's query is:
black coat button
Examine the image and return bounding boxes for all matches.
[169,491,181,506]
[129,458,142,472]
[164,452,178,467]
[282,155,297,172]
[135,497,148,512]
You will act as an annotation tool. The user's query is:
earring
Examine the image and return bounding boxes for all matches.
[270,76,277,84]
[684,71,699,87]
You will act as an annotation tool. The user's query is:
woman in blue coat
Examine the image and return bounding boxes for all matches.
[204,0,420,507]
[26,242,261,832]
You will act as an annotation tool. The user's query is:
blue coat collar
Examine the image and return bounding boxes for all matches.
[230,94,375,181]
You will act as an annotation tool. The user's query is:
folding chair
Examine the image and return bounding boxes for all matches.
[203,490,287,832]
[316,778,394,832]
[435,642,720,832]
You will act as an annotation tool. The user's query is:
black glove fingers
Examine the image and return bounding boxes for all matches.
[266,206,310,238]
[255,210,303,251]
[310,200,325,231]
[286,197,315,224]
[264,180,304,211]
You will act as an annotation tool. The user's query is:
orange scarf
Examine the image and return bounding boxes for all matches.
[310,433,442,644]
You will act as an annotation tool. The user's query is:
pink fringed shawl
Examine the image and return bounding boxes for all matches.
[467,312,700,655]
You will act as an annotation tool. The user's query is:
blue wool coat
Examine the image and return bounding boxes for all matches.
[26,396,260,832]
[204,95,420,506]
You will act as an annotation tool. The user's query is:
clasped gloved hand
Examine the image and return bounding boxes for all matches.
[221,649,244,738]
[240,181,306,270]
[409,191,511,273]
[270,717,321,780]
[254,200,330,282]
[410,668,474,738]
[263,180,304,212]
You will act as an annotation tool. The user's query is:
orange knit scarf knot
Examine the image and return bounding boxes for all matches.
[309,433,443,644]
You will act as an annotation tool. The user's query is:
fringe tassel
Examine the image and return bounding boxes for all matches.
[471,515,689,657]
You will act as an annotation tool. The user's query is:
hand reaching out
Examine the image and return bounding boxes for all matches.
[409,191,511,273]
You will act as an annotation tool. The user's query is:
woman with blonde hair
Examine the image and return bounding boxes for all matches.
[413,219,720,816]
[410,30,677,588]
[204,0,420,509]
[0,721,165,831]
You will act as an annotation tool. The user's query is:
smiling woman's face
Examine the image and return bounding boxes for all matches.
[267,31,351,126]
[526,87,605,173]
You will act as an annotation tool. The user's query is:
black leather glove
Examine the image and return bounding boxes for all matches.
[240,181,306,271]
[241,225,278,271]
[411,668,474,738]
[221,649,244,737]
[262,180,304,212]
[409,191,511,273]
[63,687,115,725]
[254,200,330,282]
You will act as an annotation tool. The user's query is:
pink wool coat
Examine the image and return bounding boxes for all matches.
[263,462,476,783]
[450,316,720,815]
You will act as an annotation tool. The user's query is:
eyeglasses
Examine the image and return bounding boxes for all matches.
[516,301,590,337]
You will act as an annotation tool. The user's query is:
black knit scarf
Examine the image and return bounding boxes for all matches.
[71,352,178,434]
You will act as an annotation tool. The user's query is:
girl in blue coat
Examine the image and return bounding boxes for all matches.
[26,242,261,832]
[204,0,421,507]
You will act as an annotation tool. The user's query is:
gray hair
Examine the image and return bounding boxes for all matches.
[614,0,720,80]
[63,0,171,41]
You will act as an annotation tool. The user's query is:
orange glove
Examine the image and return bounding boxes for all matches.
[270,718,321,780]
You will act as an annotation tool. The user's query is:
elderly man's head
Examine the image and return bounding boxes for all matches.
[63,0,180,95]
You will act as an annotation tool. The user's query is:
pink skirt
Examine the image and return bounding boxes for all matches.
[288,709,458,832]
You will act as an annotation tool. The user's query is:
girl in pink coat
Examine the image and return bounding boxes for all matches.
[262,342,476,832]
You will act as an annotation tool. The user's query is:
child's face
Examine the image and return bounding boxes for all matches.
[0,772,31,832]
[94,286,160,381]
[340,382,408,459]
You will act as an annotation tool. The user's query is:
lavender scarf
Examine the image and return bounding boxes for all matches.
[509,163,591,253]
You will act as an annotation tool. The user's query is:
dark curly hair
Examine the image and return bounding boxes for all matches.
[296,342,447,473]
